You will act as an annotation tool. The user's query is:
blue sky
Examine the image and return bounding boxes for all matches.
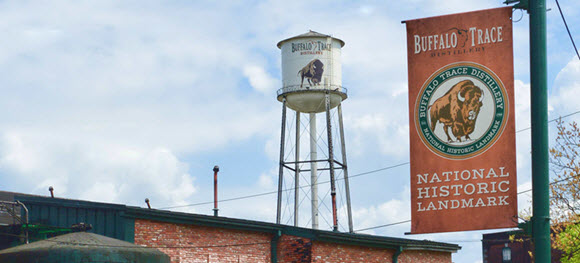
[1,0,579,262]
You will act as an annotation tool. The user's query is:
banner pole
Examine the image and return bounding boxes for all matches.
[529,0,551,261]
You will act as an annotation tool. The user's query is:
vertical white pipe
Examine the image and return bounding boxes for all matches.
[309,113,319,229]
[294,112,300,227]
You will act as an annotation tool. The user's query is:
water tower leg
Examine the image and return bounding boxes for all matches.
[276,98,287,225]
[338,103,354,233]
[325,92,338,232]
[309,112,319,230]
[294,112,300,227]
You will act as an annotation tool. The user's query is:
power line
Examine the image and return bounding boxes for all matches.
[161,191,279,209]
[160,162,411,210]
[439,237,532,243]
[554,0,580,61]
[355,220,411,232]
[515,110,580,133]
[355,171,580,232]
[161,110,580,210]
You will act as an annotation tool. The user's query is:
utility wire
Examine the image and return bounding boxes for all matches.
[440,237,532,243]
[161,111,580,230]
[161,110,580,210]
[160,162,411,210]
[355,171,580,232]
[355,220,412,232]
[518,171,580,195]
[554,0,580,61]
[515,110,580,133]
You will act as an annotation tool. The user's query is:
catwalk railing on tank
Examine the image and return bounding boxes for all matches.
[277,85,347,96]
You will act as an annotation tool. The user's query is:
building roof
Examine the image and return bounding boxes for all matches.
[126,206,460,253]
[4,191,460,253]
[277,30,345,48]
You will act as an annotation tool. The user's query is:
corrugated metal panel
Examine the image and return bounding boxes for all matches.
[15,195,129,241]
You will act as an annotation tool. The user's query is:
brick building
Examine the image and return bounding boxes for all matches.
[481,230,564,263]
[1,191,460,262]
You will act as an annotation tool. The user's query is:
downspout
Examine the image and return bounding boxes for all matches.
[270,230,281,263]
[16,201,29,244]
[392,246,403,263]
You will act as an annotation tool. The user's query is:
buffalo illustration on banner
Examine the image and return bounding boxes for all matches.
[406,7,517,234]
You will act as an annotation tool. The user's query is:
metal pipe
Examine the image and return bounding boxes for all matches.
[337,103,353,233]
[529,0,551,261]
[48,186,54,198]
[270,230,282,263]
[145,198,151,209]
[294,112,300,227]
[310,112,319,229]
[16,201,28,244]
[325,92,338,232]
[213,165,220,217]
[276,98,287,225]
[392,246,403,263]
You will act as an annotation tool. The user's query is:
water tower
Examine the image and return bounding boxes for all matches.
[276,31,353,232]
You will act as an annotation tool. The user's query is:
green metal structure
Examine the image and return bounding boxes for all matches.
[15,195,134,242]
[505,0,551,260]
[528,0,551,261]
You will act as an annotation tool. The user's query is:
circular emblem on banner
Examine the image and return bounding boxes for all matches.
[414,62,508,159]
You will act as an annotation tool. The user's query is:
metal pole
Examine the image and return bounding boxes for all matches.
[276,98,287,225]
[213,165,219,217]
[325,92,338,232]
[337,103,353,233]
[529,0,551,261]
[294,112,300,227]
[310,112,319,229]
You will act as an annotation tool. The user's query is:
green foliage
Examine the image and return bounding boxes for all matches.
[556,224,580,263]
[550,119,580,260]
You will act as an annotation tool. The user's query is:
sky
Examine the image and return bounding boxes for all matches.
[0,0,579,262]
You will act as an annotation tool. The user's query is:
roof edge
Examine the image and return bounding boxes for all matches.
[125,207,460,253]
[277,30,345,48]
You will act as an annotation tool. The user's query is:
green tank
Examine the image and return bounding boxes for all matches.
[0,232,170,263]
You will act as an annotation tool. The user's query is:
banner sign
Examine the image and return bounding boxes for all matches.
[405,7,517,234]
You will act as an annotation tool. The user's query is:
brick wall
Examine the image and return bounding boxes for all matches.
[311,241,393,262]
[134,219,271,263]
[277,235,312,263]
[135,219,453,263]
[311,241,452,263]
[398,250,452,263]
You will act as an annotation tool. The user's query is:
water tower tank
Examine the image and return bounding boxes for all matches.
[277,31,347,113]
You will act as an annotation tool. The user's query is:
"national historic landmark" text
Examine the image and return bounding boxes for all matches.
[415,167,511,211]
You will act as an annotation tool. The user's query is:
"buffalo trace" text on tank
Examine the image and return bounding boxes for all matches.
[291,41,332,53]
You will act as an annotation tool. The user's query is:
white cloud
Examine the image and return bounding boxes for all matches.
[514,80,531,131]
[258,168,276,189]
[0,129,195,208]
[517,181,532,215]
[243,65,279,94]
[351,187,410,235]
[551,57,580,120]
[0,1,577,262]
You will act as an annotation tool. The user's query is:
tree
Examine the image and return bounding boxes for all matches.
[550,119,580,261]
[555,223,580,263]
